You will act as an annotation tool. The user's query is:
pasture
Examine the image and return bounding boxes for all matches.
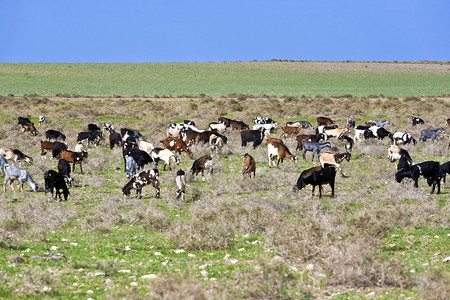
[1,62,450,97]
[0,95,448,299]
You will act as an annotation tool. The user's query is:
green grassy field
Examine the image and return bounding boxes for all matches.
[0,96,448,298]
[1,62,449,97]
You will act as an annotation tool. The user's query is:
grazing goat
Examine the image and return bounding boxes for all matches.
[87,123,101,132]
[367,126,393,141]
[295,166,322,191]
[137,138,154,154]
[412,116,424,126]
[209,122,227,133]
[21,123,39,135]
[151,148,180,171]
[44,170,69,201]
[122,149,153,171]
[354,125,370,141]
[3,165,38,192]
[242,153,256,178]
[45,129,66,141]
[18,117,32,126]
[319,152,351,176]
[122,169,160,199]
[439,161,450,183]
[61,150,88,174]
[125,156,137,179]
[41,140,67,159]
[77,131,103,147]
[296,166,336,197]
[109,130,123,149]
[124,135,138,149]
[323,127,349,140]
[393,132,416,145]
[39,116,47,125]
[339,135,354,152]
[161,138,193,158]
[209,133,225,153]
[267,142,297,167]
[295,134,321,151]
[102,123,115,132]
[218,117,232,127]
[241,128,265,149]
[191,155,213,181]
[58,159,73,187]
[253,122,278,132]
[388,145,413,170]
[121,127,143,141]
[286,120,314,129]
[317,117,335,126]
[176,170,186,200]
[395,161,441,194]
[301,140,331,162]
[368,120,390,127]
[280,125,302,138]
[0,155,7,176]
[419,128,444,142]
[253,117,275,125]
[230,120,250,131]
[0,148,33,165]
[266,137,284,145]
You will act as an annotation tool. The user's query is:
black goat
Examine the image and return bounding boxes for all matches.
[439,161,450,183]
[58,159,73,187]
[241,128,265,149]
[44,170,70,201]
[296,166,336,197]
[412,116,424,126]
[395,161,441,194]
[122,149,153,170]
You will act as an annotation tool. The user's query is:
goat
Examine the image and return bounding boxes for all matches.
[209,133,225,153]
[280,125,302,138]
[121,127,143,141]
[354,125,370,141]
[267,142,297,167]
[0,148,33,166]
[241,128,265,149]
[439,161,450,183]
[301,140,331,162]
[253,117,275,125]
[296,166,336,197]
[317,117,335,126]
[102,123,115,132]
[322,127,349,140]
[122,169,160,199]
[125,156,137,179]
[151,148,180,171]
[393,132,417,145]
[122,149,153,171]
[319,152,351,176]
[109,130,123,149]
[367,126,393,141]
[412,116,424,126]
[230,120,249,131]
[191,155,213,181]
[58,159,73,187]
[242,153,256,178]
[295,166,322,191]
[44,170,69,201]
[21,123,39,135]
[339,135,354,152]
[209,122,227,133]
[74,142,85,153]
[137,138,154,154]
[218,117,232,127]
[295,134,321,151]
[61,150,88,174]
[419,128,444,142]
[39,116,47,125]
[346,118,355,128]
[3,165,38,192]
[388,145,413,171]
[45,129,66,141]
[176,170,186,200]
[395,161,441,194]
[161,137,193,158]
[253,123,278,132]
[18,117,32,126]
[285,120,314,129]
[87,123,101,132]
[77,131,103,147]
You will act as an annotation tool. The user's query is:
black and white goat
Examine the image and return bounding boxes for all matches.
[151,148,180,171]
[411,116,424,126]
[393,132,417,145]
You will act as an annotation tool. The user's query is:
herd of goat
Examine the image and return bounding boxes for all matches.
[0,114,449,201]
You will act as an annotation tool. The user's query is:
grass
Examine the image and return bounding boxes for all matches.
[0,62,449,97]
[0,96,448,298]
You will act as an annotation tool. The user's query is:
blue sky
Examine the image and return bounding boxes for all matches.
[1,1,449,63]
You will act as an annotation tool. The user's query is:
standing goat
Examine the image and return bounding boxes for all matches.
[242,153,256,178]
[3,165,38,192]
[175,170,186,200]
[301,140,331,162]
[319,151,351,176]
[191,155,213,181]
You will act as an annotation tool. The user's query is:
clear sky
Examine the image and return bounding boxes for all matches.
[1,0,449,63]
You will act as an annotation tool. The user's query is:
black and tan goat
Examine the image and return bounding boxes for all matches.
[319,152,351,176]
[191,155,213,181]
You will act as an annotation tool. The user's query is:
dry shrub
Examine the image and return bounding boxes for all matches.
[417,269,450,300]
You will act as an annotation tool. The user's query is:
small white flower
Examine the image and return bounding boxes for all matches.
[174,249,185,254]
[188,254,196,257]
[70,243,78,246]
[130,282,138,286]
[154,252,162,256]
[50,246,58,251]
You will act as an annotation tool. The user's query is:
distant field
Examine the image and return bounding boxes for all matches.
[0,62,449,97]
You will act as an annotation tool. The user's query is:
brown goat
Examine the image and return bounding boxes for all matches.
[317,117,335,126]
[191,155,213,181]
[267,142,297,167]
[295,134,320,151]
[242,153,256,178]
[280,126,302,138]
[162,137,193,158]
[266,137,284,145]
[61,150,88,174]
